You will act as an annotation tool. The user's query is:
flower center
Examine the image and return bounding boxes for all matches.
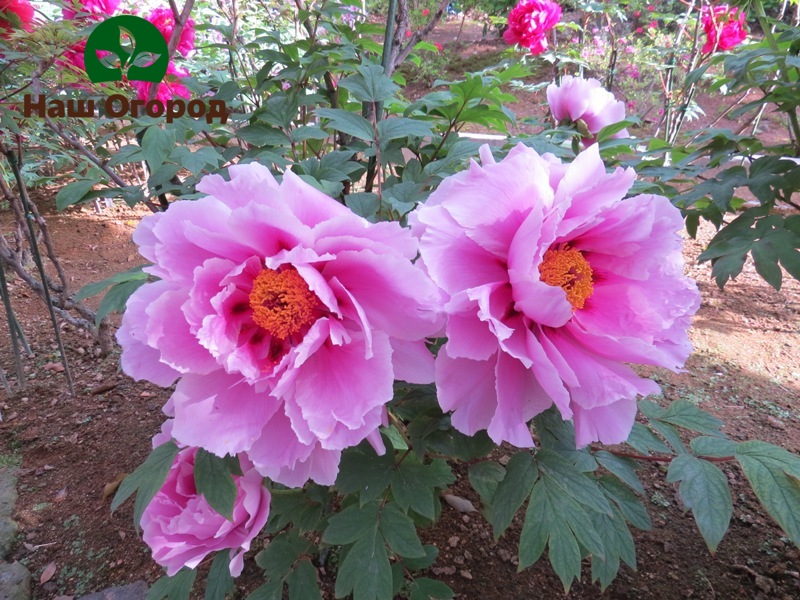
[538,246,594,310]
[249,268,320,339]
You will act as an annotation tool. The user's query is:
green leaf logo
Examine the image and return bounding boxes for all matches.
[83,15,168,84]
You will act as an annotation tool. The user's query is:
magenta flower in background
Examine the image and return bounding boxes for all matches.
[62,0,120,20]
[130,62,191,103]
[701,4,747,53]
[117,162,443,486]
[0,0,34,31]
[140,448,270,577]
[411,143,700,448]
[503,0,561,55]
[147,6,196,58]
[547,75,629,144]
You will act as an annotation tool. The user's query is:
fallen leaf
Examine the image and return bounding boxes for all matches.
[54,487,67,503]
[443,494,477,513]
[40,561,57,584]
[102,473,126,501]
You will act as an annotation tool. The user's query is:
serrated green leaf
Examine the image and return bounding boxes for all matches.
[147,569,197,600]
[659,400,724,437]
[489,452,537,537]
[590,506,636,591]
[390,457,453,520]
[75,265,148,300]
[625,422,672,455]
[599,476,652,531]
[194,449,238,521]
[409,578,454,600]
[736,441,800,546]
[379,503,426,559]
[205,552,234,600]
[594,451,644,495]
[335,446,394,504]
[648,420,688,454]
[339,64,399,102]
[112,442,179,530]
[537,449,612,515]
[287,559,321,600]
[667,455,732,552]
[56,179,96,211]
[323,502,379,546]
[334,527,392,600]
[316,108,375,141]
[345,193,380,220]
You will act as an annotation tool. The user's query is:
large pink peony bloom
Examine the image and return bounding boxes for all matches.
[62,0,120,20]
[411,143,700,448]
[503,0,561,55]
[0,0,34,31]
[701,4,747,54]
[141,448,270,577]
[147,6,196,58]
[547,75,629,144]
[118,163,442,486]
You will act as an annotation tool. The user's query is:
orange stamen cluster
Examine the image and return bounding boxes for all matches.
[249,268,320,339]
[538,246,594,310]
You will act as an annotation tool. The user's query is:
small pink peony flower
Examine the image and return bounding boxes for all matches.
[546,75,629,144]
[411,144,700,448]
[141,448,270,577]
[701,4,746,54]
[118,163,442,486]
[147,6,196,58]
[130,62,191,103]
[422,8,430,15]
[635,26,643,34]
[503,0,561,55]
[434,42,443,52]
[633,10,640,17]
[649,19,657,28]
[0,0,34,31]
[405,29,412,37]
[62,0,119,20]
[647,4,655,11]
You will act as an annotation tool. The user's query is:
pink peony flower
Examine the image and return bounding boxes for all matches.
[117,163,442,486]
[147,6,196,58]
[633,10,640,17]
[141,448,270,577]
[130,62,191,103]
[648,4,655,11]
[405,29,413,37]
[434,42,443,52]
[0,0,34,31]
[701,4,746,53]
[422,8,430,15]
[635,26,643,34]
[649,19,657,28]
[411,143,700,448]
[62,0,119,20]
[503,0,561,55]
[546,75,629,144]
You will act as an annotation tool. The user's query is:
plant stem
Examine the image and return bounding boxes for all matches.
[591,446,735,463]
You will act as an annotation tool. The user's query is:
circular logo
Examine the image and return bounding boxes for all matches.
[84,15,169,84]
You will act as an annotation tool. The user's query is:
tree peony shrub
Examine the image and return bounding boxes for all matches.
[701,4,747,53]
[140,448,270,577]
[117,163,443,487]
[503,0,561,55]
[411,143,700,447]
[547,75,629,144]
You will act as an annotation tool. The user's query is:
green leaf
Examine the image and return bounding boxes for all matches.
[247,581,283,600]
[287,559,321,600]
[96,279,148,326]
[255,529,310,581]
[323,502,379,546]
[390,456,453,520]
[667,455,732,552]
[316,108,375,141]
[690,436,739,458]
[376,118,433,141]
[658,400,725,437]
[194,449,238,521]
[536,450,612,515]
[112,441,179,529]
[205,552,234,600]
[141,126,175,171]
[334,528,392,600]
[335,446,394,504]
[409,578,454,600]
[56,179,96,211]
[468,461,505,503]
[237,124,290,146]
[599,476,652,531]
[402,545,439,571]
[345,193,380,220]
[75,265,148,300]
[489,452,537,537]
[379,503,426,559]
[590,506,636,590]
[339,64,400,102]
[594,451,645,495]
[736,441,800,546]
[147,569,196,600]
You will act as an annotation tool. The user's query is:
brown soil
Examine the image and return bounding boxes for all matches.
[2,20,800,600]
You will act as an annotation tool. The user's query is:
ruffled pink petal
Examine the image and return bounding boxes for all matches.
[436,351,498,436]
[390,339,435,384]
[572,397,637,447]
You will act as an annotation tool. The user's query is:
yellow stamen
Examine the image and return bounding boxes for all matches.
[538,246,594,310]
[249,268,320,339]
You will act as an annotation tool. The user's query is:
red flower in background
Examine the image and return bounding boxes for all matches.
[130,63,191,103]
[503,0,562,55]
[147,7,196,58]
[434,42,443,52]
[62,0,120,20]
[0,0,34,31]
[422,8,430,16]
[701,4,747,53]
